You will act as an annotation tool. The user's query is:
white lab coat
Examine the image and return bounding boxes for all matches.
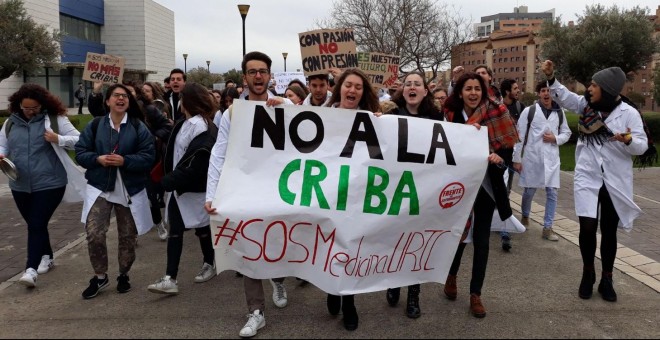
[45,115,86,203]
[513,102,571,188]
[549,80,648,230]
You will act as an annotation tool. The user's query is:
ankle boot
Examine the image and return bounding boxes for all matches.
[386,287,400,306]
[469,293,486,318]
[444,274,457,300]
[406,284,421,319]
[342,296,359,331]
[578,268,596,299]
[598,272,617,302]
[327,294,341,315]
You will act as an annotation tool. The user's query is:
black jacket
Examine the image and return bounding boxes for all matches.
[161,119,218,195]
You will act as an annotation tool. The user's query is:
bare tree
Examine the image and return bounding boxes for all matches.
[317,0,473,81]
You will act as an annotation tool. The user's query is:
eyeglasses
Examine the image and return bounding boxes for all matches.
[111,93,129,99]
[246,69,270,77]
[20,105,41,113]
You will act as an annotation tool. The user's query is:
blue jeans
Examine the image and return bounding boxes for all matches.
[521,187,558,229]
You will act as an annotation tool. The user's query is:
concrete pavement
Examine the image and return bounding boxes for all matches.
[1,174,660,338]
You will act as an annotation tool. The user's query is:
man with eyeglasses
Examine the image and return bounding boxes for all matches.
[205,51,293,338]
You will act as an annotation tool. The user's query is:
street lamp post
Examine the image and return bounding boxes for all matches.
[206,60,210,73]
[183,53,188,73]
[238,4,250,57]
[282,52,288,72]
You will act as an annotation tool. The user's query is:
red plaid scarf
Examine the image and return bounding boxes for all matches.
[445,99,519,152]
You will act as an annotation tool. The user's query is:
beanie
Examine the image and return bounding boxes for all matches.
[592,67,626,97]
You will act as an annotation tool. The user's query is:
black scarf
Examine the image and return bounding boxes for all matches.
[578,91,620,146]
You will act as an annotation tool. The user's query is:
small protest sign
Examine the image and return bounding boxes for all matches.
[274,72,306,94]
[299,29,358,76]
[82,52,126,84]
[357,52,400,88]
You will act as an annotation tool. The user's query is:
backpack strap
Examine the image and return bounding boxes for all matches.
[5,113,60,138]
[48,114,59,134]
[4,119,13,138]
[521,102,537,159]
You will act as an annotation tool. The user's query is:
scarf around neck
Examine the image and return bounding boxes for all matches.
[446,99,518,152]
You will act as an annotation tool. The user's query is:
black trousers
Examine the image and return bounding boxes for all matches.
[12,186,66,270]
[579,185,619,273]
[165,196,214,279]
[448,187,496,295]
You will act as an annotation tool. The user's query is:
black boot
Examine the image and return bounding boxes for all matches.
[386,288,400,306]
[578,268,596,299]
[327,294,341,315]
[406,284,421,319]
[342,295,358,331]
[598,272,617,302]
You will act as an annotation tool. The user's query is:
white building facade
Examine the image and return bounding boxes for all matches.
[0,0,174,110]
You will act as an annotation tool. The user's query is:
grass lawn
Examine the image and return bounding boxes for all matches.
[559,142,660,171]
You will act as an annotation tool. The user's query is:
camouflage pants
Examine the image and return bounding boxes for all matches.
[85,197,137,274]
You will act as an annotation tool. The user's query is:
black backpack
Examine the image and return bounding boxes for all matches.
[521,102,564,158]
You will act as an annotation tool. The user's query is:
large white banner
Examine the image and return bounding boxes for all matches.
[211,101,489,295]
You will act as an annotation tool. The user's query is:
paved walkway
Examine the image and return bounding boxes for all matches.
[0,159,659,338]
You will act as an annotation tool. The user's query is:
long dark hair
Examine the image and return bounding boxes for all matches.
[390,71,443,119]
[326,68,380,112]
[8,83,68,116]
[105,84,145,122]
[180,83,214,124]
[443,72,490,115]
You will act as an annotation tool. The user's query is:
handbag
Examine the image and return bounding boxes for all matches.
[150,160,164,183]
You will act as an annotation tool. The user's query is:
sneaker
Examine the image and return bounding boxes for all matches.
[270,279,288,308]
[18,268,38,288]
[501,235,512,252]
[542,228,559,241]
[37,255,54,274]
[194,263,216,283]
[148,275,179,295]
[82,275,109,299]
[156,222,168,241]
[239,310,265,338]
[521,216,530,226]
[470,293,487,318]
[117,274,131,293]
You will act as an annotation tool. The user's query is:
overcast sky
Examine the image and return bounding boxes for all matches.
[153,0,658,74]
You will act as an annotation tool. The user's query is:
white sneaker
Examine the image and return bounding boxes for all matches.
[37,255,54,274]
[156,222,168,241]
[270,279,288,308]
[194,263,216,283]
[147,275,179,295]
[239,310,265,338]
[18,268,38,288]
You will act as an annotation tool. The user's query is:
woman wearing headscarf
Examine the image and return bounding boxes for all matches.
[541,61,649,302]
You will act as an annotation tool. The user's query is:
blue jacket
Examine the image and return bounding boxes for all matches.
[3,112,67,192]
[75,115,155,196]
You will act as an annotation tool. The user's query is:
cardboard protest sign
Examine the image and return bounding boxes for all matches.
[357,52,400,88]
[211,101,490,295]
[299,28,358,76]
[274,72,306,95]
[82,52,125,84]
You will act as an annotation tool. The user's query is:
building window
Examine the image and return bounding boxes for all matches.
[642,78,647,83]
[523,46,527,51]
[60,14,102,43]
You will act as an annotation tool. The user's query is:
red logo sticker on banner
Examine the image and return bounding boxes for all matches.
[439,182,465,209]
